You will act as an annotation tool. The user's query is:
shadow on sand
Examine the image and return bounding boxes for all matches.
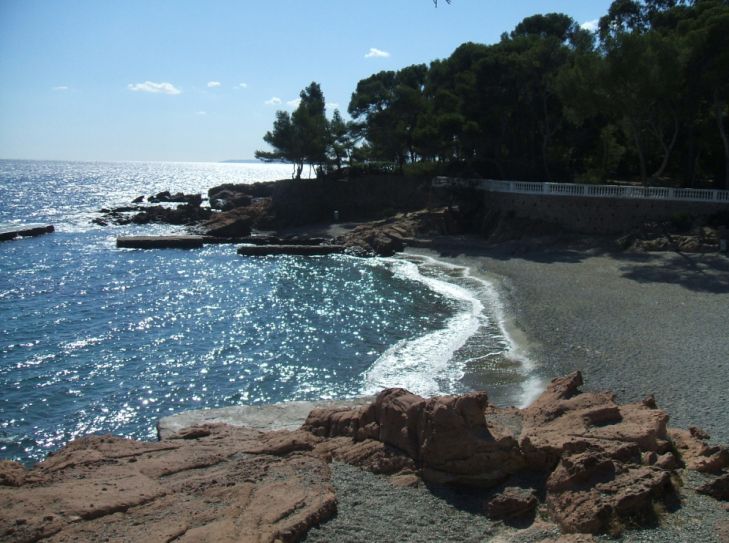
[424,235,729,294]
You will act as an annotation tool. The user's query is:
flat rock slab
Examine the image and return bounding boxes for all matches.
[237,244,346,256]
[117,235,204,249]
[158,397,372,440]
[0,224,54,242]
[0,428,337,543]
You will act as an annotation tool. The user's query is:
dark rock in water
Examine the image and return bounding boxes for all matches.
[148,190,170,202]
[209,182,274,199]
[129,205,212,226]
[131,195,144,203]
[210,189,252,211]
[200,209,252,237]
[0,224,54,242]
[148,191,203,205]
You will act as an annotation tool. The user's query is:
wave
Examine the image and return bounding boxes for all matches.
[363,254,543,407]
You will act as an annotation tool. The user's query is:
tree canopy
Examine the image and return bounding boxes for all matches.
[257,0,729,188]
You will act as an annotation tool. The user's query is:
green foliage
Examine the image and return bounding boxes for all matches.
[258,1,729,188]
[670,211,694,232]
[257,82,342,179]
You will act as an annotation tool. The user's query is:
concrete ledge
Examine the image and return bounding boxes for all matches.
[156,397,372,440]
[0,224,54,242]
[116,235,204,249]
[237,244,346,256]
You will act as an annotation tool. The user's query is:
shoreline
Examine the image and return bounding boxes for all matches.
[405,236,729,444]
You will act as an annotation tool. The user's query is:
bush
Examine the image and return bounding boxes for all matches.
[669,212,694,232]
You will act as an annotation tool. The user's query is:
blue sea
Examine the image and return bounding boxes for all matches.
[0,160,537,465]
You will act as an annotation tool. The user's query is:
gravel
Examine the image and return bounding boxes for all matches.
[411,240,729,444]
[270,237,729,542]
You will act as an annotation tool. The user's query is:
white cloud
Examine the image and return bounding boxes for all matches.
[238,82,248,89]
[580,19,599,32]
[52,85,69,91]
[196,111,207,115]
[286,98,301,108]
[207,81,221,88]
[127,81,181,95]
[265,97,282,105]
[326,102,340,110]
[365,47,390,59]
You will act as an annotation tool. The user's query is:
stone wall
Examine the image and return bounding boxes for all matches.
[482,191,729,235]
[268,175,437,227]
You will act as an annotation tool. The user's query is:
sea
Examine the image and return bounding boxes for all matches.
[0,160,539,465]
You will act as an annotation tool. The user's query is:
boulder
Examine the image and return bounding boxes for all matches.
[304,388,524,486]
[210,189,253,211]
[519,372,670,470]
[546,452,673,534]
[0,462,26,487]
[484,487,538,521]
[132,195,144,203]
[148,191,202,205]
[200,210,252,238]
[697,472,729,501]
[668,427,729,473]
[130,205,212,226]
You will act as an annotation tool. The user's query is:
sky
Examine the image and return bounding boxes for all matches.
[0,0,613,162]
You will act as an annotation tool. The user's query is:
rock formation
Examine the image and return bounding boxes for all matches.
[2,372,728,542]
[336,207,461,256]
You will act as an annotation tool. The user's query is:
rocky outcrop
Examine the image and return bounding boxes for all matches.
[95,204,213,226]
[484,486,538,521]
[2,373,728,542]
[303,372,729,535]
[148,191,203,205]
[199,208,253,238]
[336,207,461,256]
[0,427,336,543]
[209,189,253,211]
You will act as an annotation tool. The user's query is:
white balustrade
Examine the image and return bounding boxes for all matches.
[432,177,728,204]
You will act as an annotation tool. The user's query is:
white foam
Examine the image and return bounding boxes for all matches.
[363,254,543,407]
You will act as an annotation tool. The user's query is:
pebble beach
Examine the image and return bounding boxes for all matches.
[411,240,729,444]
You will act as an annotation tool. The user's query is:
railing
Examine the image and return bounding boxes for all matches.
[432,177,729,204]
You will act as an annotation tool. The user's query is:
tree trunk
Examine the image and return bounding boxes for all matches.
[541,92,554,182]
[714,91,729,190]
[628,117,648,184]
[650,115,679,180]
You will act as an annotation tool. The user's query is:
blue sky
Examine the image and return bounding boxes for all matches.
[0,0,612,162]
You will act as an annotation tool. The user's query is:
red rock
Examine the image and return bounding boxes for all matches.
[669,428,729,473]
[201,209,252,238]
[655,452,680,470]
[0,426,335,543]
[484,487,538,520]
[0,462,26,487]
[546,451,673,534]
[697,473,729,501]
[519,372,671,471]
